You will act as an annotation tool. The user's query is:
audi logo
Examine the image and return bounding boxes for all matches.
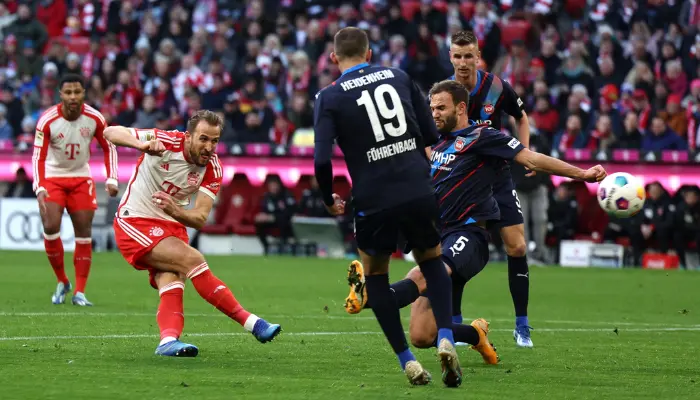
[4,211,74,244]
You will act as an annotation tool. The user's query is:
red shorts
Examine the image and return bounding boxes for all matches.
[113,216,189,289]
[44,177,97,213]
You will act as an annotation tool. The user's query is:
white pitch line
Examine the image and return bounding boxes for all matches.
[1,312,698,328]
[2,327,700,342]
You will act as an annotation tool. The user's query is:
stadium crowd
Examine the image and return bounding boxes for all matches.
[1,0,699,266]
[1,0,699,150]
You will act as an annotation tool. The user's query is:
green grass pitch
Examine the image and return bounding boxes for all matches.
[1,251,699,399]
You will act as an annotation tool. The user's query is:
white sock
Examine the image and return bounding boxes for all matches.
[243,315,260,332]
[159,336,177,346]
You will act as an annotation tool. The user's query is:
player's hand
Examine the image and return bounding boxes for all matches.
[582,165,607,183]
[324,193,346,216]
[151,191,177,215]
[524,167,536,177]
[140,140,166,156]
[37,191,48,217]
[106,183,119,197]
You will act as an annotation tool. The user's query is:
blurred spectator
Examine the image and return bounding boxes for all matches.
[0,103,13,139]
[641,116,687,151]
[672,187,700,270]
[3,166,33,198]
[626,182,674,266]
[3,4,47,52]
[297,177,328,218]
[612,111,643,149]
[254,176,296,255]
[658,94,687,137]
[546,184,578,262]
[515,128,551,260]
[553,114,594,151]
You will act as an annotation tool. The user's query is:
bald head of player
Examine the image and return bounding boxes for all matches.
[330,27,372,72]
[184,110,223,167]
[58,74,86,120]
[449,31,480,90]
[429,80,470,134]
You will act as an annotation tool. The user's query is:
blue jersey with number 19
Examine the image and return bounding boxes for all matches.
[313,64,439,215]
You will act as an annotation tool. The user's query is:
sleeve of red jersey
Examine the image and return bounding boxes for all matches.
[127,128,184,150]
[32,108,57,195]
[199,154,223,200]
[88,107,119,186]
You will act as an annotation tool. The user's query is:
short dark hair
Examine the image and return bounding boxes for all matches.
[187,109,224,134]
[59,74,85,90]
[429,80,470,109]
[333,27,369,59]
[451,30,478,48]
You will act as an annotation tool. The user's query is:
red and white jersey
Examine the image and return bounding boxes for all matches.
[118,128,223,223]
[33,103,118,194]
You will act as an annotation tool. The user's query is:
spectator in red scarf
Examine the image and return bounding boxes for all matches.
[531,96,559,136]
[553,114,595,151]
[659,94,688,137]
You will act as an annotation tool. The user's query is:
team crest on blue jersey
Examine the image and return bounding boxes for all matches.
[483,104,494,115]
[454,136,466,151]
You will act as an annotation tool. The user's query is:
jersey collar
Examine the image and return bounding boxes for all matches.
[341,62,370,76]
[450,70,482,96]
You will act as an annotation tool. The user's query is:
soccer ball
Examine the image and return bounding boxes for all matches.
[597,172,646,218]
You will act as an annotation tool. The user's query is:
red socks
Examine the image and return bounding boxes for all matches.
[44,233,68,284]
[74,238,92,293]
[186,262,251,326]
[157,282,185,340]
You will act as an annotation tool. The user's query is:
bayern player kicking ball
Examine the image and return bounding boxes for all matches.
[104,110,281,357]
[33,74,119,306]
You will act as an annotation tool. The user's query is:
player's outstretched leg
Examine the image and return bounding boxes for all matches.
[360,251,431,385]
[153,272,198,357]
[413,247,461,388]
[142,237,281,344]
[501,224,533,348]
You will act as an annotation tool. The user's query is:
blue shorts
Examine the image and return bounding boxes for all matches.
[487,168,524,230]
[440,226,490,283]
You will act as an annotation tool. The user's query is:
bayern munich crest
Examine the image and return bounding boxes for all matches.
[483,104,494,115]
[80,127,91,138]
[454,136,466,151]
[149,227,164,237]
[187,172,200,186]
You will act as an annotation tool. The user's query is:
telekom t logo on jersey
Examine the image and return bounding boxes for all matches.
[65,143,80,160]
[162,180,181,196]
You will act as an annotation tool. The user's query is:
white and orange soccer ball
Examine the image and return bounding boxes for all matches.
[597,172,646,218]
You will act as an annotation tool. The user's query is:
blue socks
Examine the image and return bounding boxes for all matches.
[516,316,529,328]
[397,348,416,370]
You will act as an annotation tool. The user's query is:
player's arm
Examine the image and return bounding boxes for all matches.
[103,126,165,156]
[153,156,223,229]
[32,125,50,198]
[163,192,214,230]
[313,90,338,208]
[501,79,529,147]
[92,113,119,192]
[514,148,606,182]
[479,128,606,182]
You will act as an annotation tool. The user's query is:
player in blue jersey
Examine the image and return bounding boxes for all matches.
[314,27,461,387]
[449,30,537,347]
[343,80,606,359]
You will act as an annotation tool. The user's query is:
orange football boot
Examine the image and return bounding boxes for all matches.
[344,260,368,314]
[470,318,500,365]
